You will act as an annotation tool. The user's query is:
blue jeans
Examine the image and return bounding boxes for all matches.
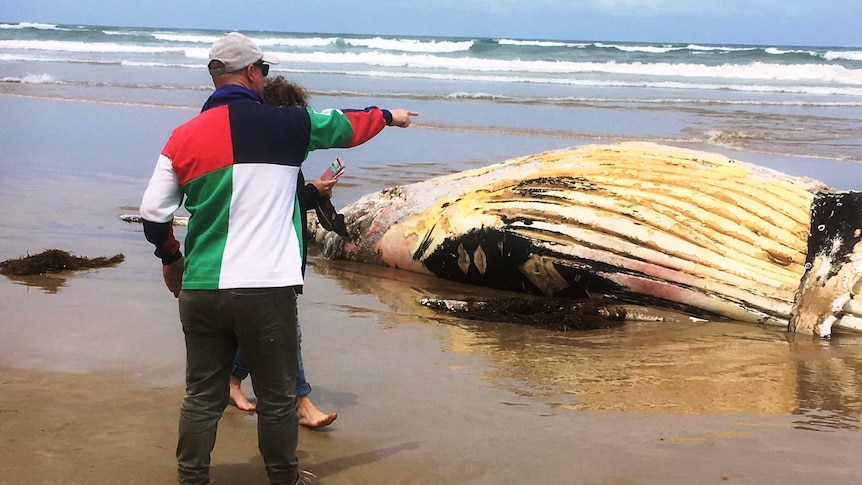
[233,320,312,397]
[177,287,299,485]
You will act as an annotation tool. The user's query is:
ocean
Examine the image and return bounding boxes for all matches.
[1,21,862,191]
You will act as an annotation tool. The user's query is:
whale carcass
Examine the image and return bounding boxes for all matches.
[311,142,862,337]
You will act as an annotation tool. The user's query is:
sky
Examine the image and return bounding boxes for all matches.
[4,0,861,47]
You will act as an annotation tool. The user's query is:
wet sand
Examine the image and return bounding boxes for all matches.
[4,96,862,484]
[4,251,862,485]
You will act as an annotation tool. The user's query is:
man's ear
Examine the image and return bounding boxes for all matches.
[241,63,257,82]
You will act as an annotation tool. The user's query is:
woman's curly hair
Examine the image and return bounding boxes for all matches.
[262,75,309,108]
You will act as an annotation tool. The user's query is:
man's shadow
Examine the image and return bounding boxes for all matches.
[210,441,420,484]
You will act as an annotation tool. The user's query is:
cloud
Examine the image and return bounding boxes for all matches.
[406,0,812,18]
[579,0,770,16]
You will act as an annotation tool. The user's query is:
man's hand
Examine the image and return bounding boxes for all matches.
[389,109,418,128]
[163,257,184,298]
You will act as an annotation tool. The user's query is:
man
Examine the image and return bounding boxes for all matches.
[140,31,416,485]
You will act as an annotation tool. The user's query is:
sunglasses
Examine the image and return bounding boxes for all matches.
[253,62,270,77]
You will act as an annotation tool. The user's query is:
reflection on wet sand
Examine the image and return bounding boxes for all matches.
[311,255,862,430]
[2,273,68,293]
[789,336,862,431]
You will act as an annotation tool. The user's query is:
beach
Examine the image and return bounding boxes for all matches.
[4,95,862,485]
[4,23,862,484]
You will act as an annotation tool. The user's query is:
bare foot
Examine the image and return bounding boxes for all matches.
[229,375,256,412]
[297,395,337,429]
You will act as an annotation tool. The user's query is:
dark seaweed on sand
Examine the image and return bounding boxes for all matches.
[0,249,125,276]
[426,297,626,331]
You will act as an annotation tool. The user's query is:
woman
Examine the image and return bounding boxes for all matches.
[229,76,337,429]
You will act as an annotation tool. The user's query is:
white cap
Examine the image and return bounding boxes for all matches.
[207,32,280,75]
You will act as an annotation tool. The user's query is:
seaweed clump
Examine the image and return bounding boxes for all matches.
[421,296,626,331]
[0,249,125,276]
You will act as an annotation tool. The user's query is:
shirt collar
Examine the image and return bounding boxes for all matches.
[201,84,262,112]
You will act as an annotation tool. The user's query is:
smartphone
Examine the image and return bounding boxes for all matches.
[321,157,346,181]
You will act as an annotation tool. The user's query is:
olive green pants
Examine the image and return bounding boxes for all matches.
[176,287,299,485]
